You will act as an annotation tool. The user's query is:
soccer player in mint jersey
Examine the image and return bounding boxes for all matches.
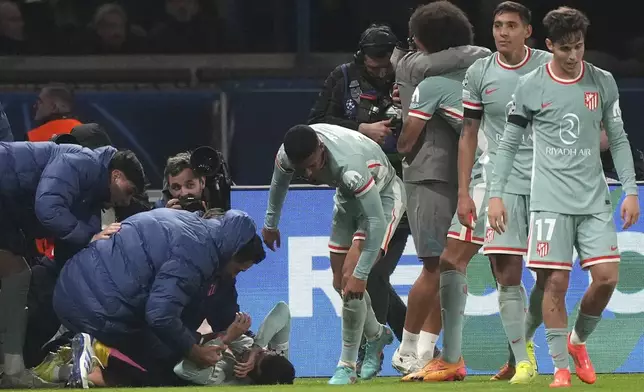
[488,7,640,388]
[411,2,549,384]
[394,1,490,379]
[263,123,405,384]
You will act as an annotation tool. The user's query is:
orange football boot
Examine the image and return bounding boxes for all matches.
[418,357,467,382]
[550,368,572,388]
[567,334,596,384]
[490,363,515,380]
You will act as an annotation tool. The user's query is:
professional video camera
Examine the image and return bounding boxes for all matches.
[190,146,232,211]
[357,94,403,139]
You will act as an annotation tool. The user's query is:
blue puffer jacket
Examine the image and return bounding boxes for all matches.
[0,142,116,245]
[53,208,258,356]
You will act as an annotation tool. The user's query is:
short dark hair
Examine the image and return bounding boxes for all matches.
[283,125,318,164]
[109,150,146,193]
[42,83,74,110]
[255,355,295,385]
[164,152,193,179]
[493,1,531,25]
[234,234,265,265]
[543,7,590,45]
[409,1,474,53]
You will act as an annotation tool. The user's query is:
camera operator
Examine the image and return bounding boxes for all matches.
[308,24,400,148]
[307,24,408,369]
[156,149,231,213]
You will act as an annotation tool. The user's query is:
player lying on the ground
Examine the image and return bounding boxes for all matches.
[174,302,295,385]
[263,123,404,384]
[0,141,144,388]
[488,6,639,388]
[51,208,266,388]
[34,303,295,387]
[392,1,490,376]
[404,1,550,384]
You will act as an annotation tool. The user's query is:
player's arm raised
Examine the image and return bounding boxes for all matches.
[488,75,534,233]
[602,73,640,228]
[397,78,440,154]
[263,145,295,250]
[458,65,483,228]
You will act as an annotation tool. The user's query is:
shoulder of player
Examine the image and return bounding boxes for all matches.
[473,53,496,70]
[517,64,546,86]
[465,54,498,87]
[584,61,616,84]
[275,144,294,171]
[529,48,553,64]
[416,74,457,94]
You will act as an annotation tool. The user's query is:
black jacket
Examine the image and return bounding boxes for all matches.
[308,62,393,130]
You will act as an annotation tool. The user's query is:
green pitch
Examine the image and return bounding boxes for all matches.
[4,375,644,392]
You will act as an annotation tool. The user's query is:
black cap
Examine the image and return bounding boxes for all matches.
[71,123,113,149]
[359,25,398,58]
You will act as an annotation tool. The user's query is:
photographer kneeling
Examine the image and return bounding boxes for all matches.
[156,148,231,213]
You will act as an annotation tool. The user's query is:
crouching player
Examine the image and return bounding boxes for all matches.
[263,123,405,384]
[174,301,295,385]
[52,208,266,388]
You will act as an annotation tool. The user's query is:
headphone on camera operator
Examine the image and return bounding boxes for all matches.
[339,24,403,158]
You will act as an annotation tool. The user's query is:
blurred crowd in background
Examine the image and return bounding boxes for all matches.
[1,0,642,64]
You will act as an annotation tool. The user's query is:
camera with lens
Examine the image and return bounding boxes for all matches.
[383,101,403,137]
[178,195,206,213]
[190,146,232,211]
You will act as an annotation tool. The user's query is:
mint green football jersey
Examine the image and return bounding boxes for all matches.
[463,48,551,194]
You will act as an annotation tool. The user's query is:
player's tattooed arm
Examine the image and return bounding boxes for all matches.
[457,117,482,197]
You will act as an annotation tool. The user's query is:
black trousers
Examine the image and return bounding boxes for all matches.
[89,329,185,387]
[366,225,409,341]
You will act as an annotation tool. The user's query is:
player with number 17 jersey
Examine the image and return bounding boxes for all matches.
[490,61,638,270]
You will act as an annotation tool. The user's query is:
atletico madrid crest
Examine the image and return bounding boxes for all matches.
[536,241,550,257]
[584,91,599,111]
[485,227,495,243]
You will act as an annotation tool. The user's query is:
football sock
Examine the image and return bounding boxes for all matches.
[363,292,383,341]
[339,297,367,367]
[440,270,467,364]
[525,285,544,340]
[507,282,528,366]
[399,329,419,356]
[571,312,601,345]
[1,267,30,375]
[417,331,439,362]
[255,301,291,358]
[546,328,569,370]
[499,285,529,364]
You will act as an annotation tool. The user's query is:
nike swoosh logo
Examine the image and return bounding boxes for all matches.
[485,88,498,95]
[611,246,618,251]
[542,102,552,109]
[512,338,522,344]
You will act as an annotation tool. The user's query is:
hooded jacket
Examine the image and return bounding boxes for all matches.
[53,208,258,356]
[0,141,116,245]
